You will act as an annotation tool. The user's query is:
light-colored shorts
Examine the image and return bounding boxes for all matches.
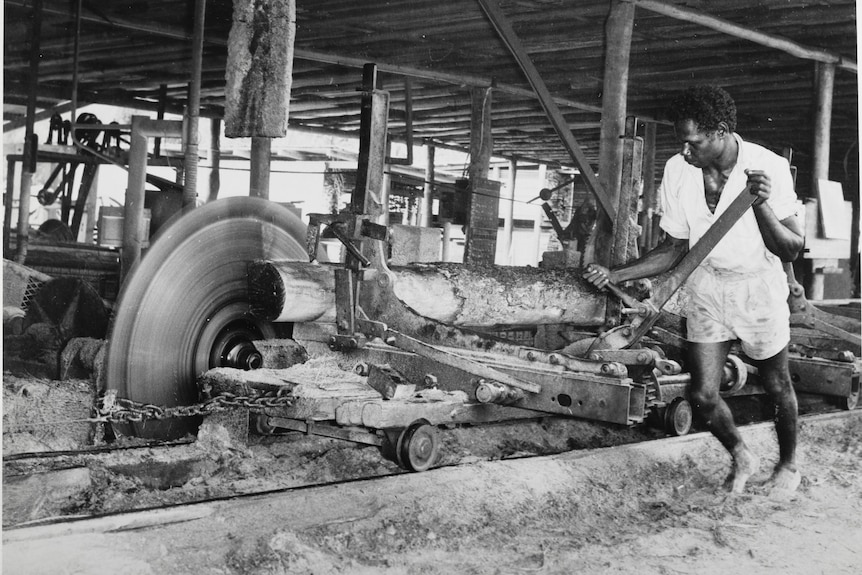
[685,264,790,360]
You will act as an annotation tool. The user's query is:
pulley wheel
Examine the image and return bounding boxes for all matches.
[664,397,693,437]
[105,197,316,439]
[396,419,441,472]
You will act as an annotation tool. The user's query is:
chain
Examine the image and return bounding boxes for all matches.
[92,389,294,425]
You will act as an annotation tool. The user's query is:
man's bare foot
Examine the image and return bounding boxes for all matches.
[768,464,801,498]
[724,447,760,494]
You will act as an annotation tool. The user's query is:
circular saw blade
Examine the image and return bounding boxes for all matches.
[105,197,310,439]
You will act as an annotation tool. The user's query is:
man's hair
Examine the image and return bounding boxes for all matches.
[667,85,737,134]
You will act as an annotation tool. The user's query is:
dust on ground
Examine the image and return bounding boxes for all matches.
[3,369,860,575]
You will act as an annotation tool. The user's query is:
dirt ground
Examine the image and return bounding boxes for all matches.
[3,365,861,574]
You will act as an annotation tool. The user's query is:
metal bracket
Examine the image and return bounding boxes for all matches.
[354,317,541,394]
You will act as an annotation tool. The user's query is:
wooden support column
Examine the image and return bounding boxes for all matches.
[502,159,518,265]
[442,222,453,262]
[207,119,222,203]
[225,0,296,199]
[468,87,493,182]
[594,0,635,267]
[807,62,837,300]
[534,164,547,264]
[122,118,183,282]
[639,121,658,251]
[812,63,835,188]
[420,145,434,227]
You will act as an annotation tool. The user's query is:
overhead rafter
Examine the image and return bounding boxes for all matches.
[4,0,601,113]
[625,0,858,73]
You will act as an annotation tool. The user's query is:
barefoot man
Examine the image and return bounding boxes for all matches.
[583,85,804,495]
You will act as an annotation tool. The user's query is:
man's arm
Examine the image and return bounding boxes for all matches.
[583,235,688,290]
[746,169,805,262]
[753,206,804,262]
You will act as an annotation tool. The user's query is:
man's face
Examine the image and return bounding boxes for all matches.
[674,119,723,168]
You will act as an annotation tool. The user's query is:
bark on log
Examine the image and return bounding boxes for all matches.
[224,0,296,138]
[249,261,606,328]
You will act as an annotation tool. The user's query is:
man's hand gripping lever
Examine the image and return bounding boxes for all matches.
[583,267,661,351]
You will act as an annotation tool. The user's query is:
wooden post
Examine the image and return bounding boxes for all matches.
[812,63,835,189]
[468,87,493,182]
[122,118,183,282]
[639,121,658,251]
[123,116,150,282]
[442,222,453,262]
[420,144,434,227]
[594,0,635,267]
[502,159,517,265]
[807,62,836,300]
[207,118,221,203]
[80,167,99,243]
[249,137,271,199]
[534,164,547,264]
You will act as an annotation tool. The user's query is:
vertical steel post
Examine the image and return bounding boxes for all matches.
[502,159,518,265]
[208,119,222,202]
[16,0,44,264]
[4,158,17,256]
[183,0,207,209]
[420,145,435,227]
[249,137,272,199]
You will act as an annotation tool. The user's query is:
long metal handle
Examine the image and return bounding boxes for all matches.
[597,186,758,350]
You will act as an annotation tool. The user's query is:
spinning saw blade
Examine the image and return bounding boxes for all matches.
[105,197,311,439]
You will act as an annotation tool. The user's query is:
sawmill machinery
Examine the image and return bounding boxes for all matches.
[103,65,861,472]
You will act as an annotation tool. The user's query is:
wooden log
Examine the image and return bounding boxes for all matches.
[249,261,606,328]
[224,0,296,138]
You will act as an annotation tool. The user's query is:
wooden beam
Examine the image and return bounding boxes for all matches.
[294,48,603,114]
[475,0,615,223]
[626,0,857,74]
[7,0,605,113]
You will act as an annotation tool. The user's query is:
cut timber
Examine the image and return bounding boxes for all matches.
[198,358,379,421]
[224,0,296,137]
[249,261,606,328]
[332,389,546,429]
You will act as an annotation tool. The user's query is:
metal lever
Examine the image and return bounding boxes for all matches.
[593,185,759,351]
